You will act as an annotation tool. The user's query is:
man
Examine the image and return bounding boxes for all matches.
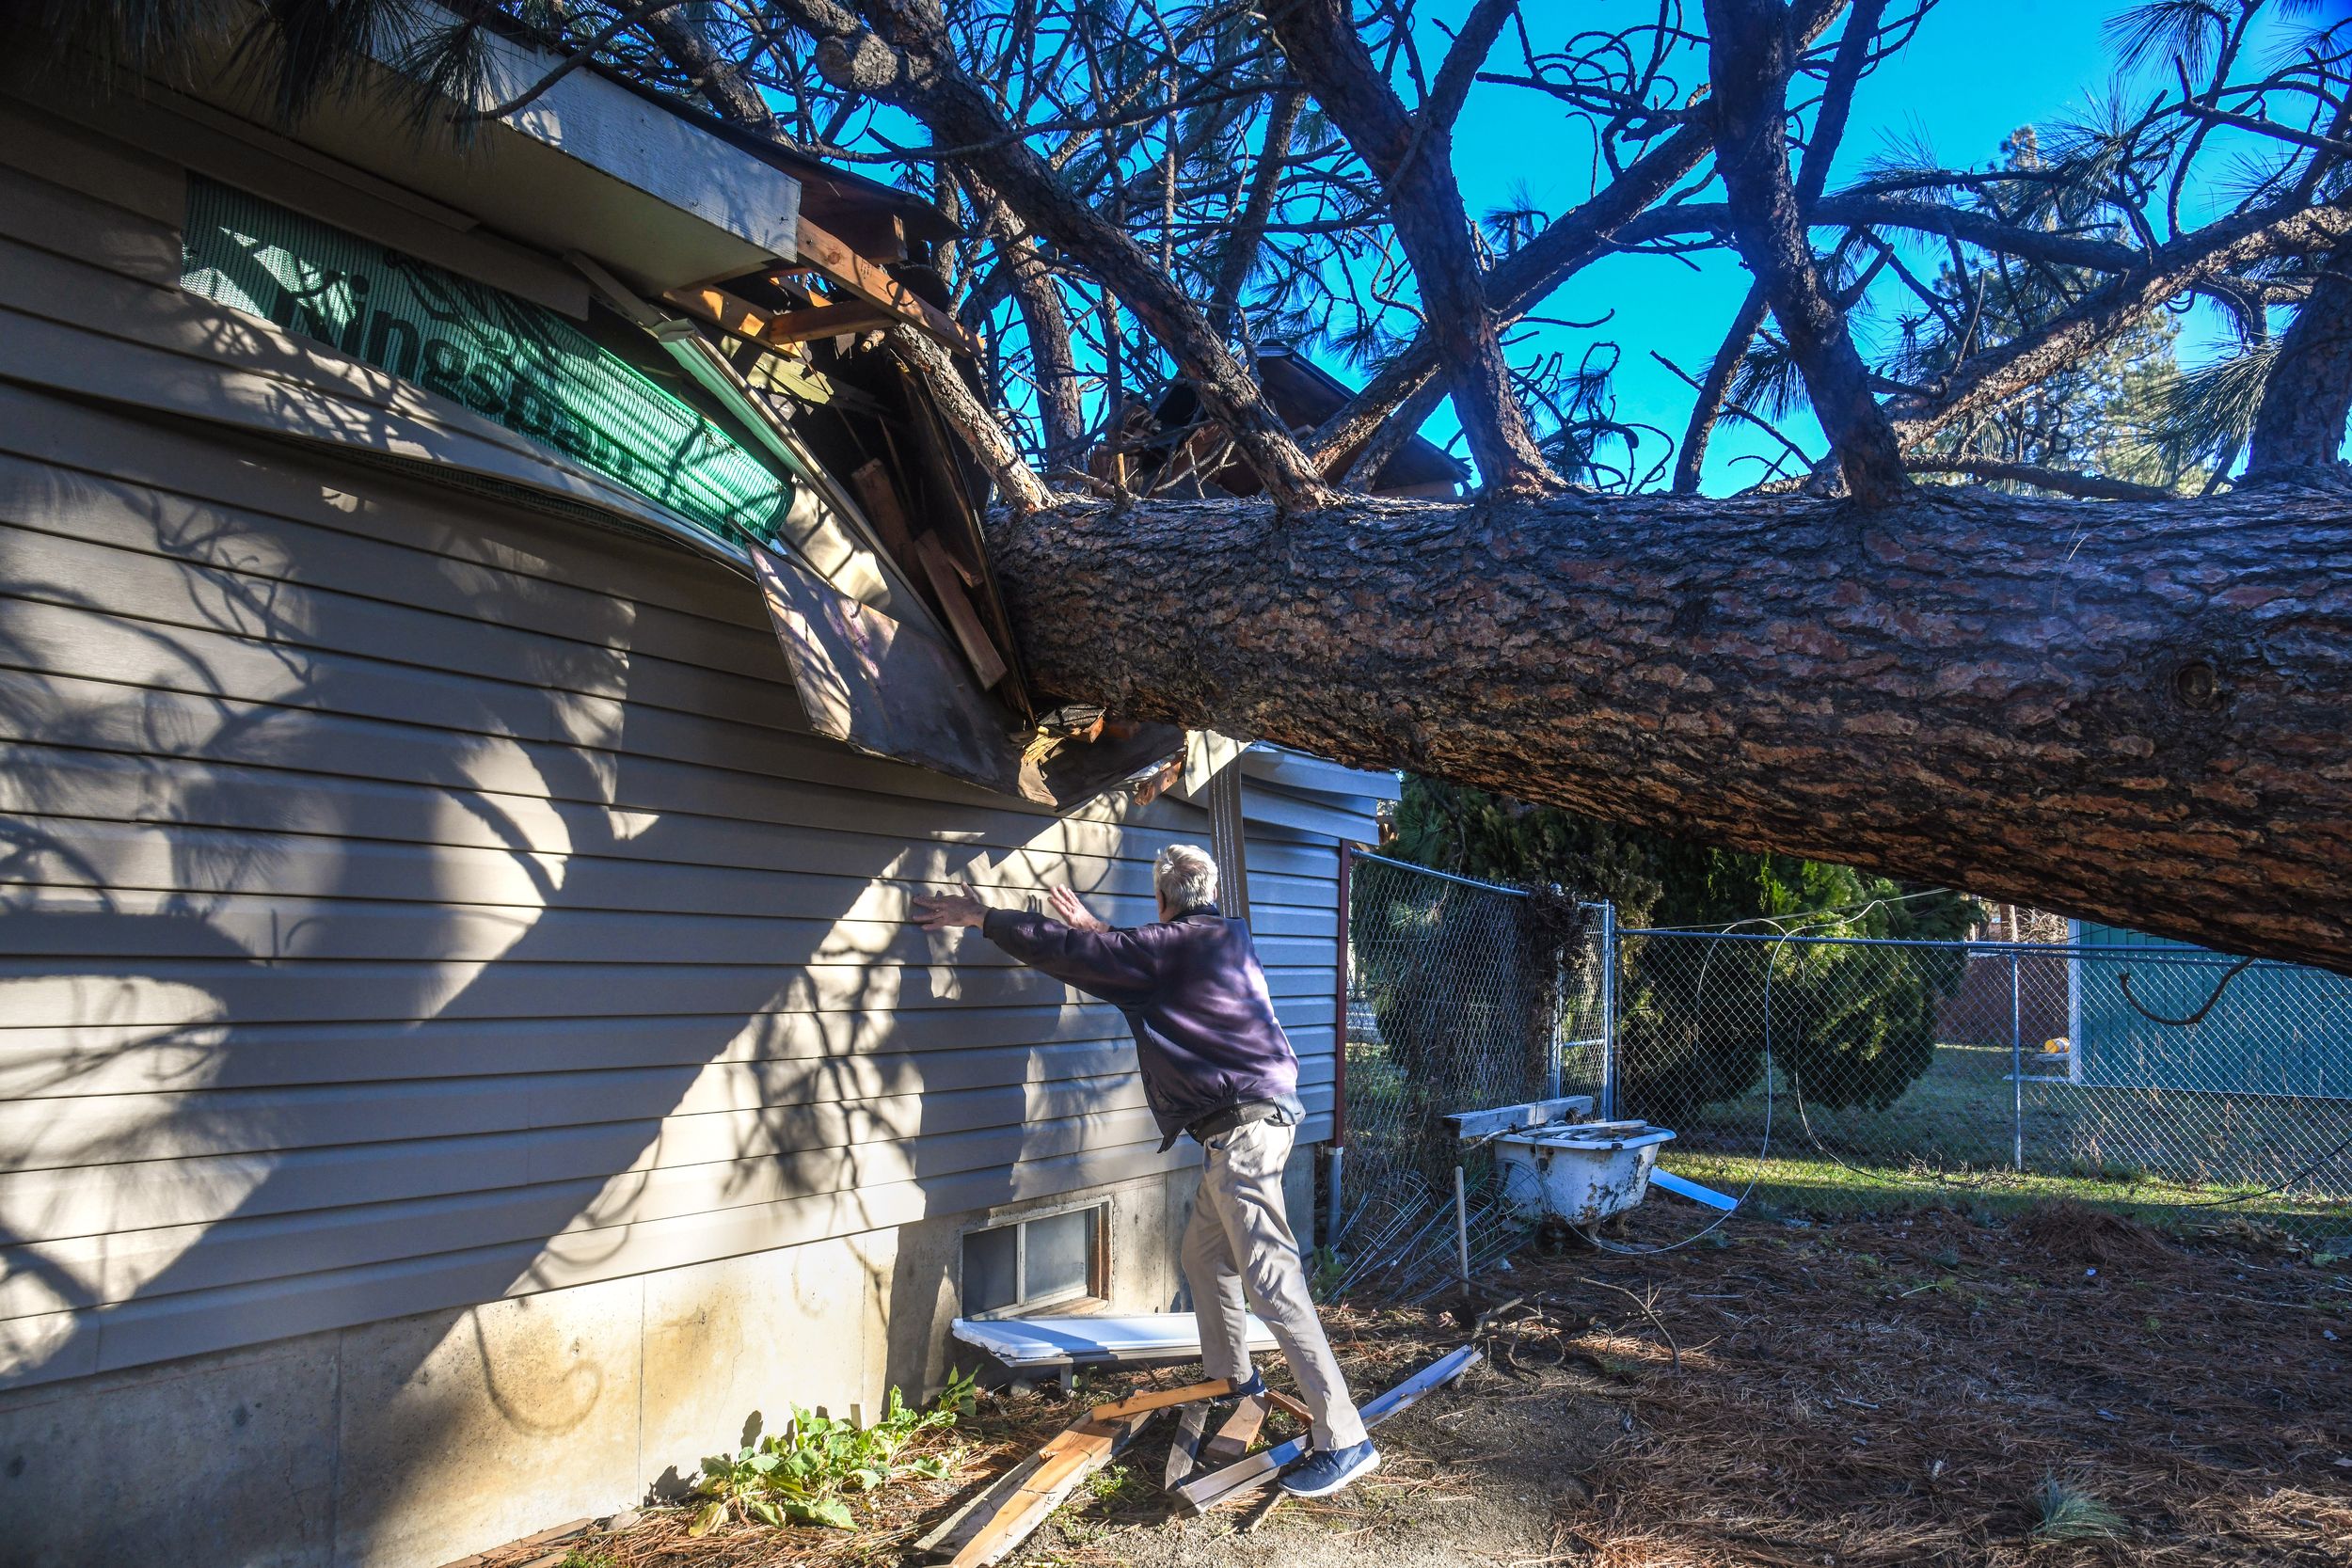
[913,845,1378,1497]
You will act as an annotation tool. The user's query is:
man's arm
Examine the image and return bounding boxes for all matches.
[913,882,1159,1005]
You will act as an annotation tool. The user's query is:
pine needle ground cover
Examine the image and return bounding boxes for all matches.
[470,1202,2347,1568]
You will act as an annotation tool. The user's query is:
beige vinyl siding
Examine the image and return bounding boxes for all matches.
[0,386,1343,1392]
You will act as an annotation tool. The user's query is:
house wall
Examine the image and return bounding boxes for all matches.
[0,100,1349,1567]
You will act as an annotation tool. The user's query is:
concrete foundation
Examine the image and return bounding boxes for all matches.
[0,1147,1325,1568]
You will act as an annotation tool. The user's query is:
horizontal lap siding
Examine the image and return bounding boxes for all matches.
[0,386,1343,1390]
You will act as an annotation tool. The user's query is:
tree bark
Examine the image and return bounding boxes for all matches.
[2246,242,2352,477]
[1704,0,1907,505]
[1267,0,1556,493]
[990,488,2352,974]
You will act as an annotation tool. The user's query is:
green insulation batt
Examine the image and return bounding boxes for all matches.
[178,176,794,546]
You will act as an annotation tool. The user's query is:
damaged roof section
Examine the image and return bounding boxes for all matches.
[57,11,1178,810]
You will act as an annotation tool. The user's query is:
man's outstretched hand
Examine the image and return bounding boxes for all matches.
[913,881,989,930]
[1049,886,1111,933]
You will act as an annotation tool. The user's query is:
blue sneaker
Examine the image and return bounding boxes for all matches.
[1279,1438,1380,1497]
[1226,1370,1269,1400]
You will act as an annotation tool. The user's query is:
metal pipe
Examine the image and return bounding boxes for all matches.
[1326,1146,1344,1248]
[1332,841,1352,1148]
[1617,930,2263,961]
[1600,900,1620,1121]
[1453,1165,1470,1288]
[2010,950,2026,1172]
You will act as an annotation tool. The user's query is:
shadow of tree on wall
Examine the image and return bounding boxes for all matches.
[0,398,1209,1561]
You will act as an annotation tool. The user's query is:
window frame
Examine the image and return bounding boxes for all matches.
[958,1199,1110,1320]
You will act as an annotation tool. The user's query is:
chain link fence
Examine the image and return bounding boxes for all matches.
[1331,853,1608,1299]
[1616,929,2352,1244]
[1333,854,2352,1284]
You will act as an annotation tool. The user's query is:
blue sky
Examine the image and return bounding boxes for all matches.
[1384,0,2305,490]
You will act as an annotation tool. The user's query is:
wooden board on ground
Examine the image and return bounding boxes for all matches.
[1163,1401,1211,1489]
[1091,1378,1232,1422]
[1202,1393,1266,1465]
[1174,1345,1483,1515]
[1265,1389,1313,1425]
[926,1378,1235,1564]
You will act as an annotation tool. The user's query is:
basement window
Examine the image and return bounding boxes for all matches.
[961,1204,1105,1317]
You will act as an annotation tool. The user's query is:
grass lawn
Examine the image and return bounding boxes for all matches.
[1655,1039,2352,1243]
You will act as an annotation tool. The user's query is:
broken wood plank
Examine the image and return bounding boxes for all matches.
[662,285,893,351]
[1238,1487,1286,1532]
[1162,1401,1211,1490]
[795,214,979,356]
[1264,1389,1314,1426]
[1089,1377,1232,1422]
[763,297,894,344]
[942,1409,1161,1568]
[1202,1393,1266,1465]
[917,531,1010,688]
[1174,1345,1482,1515]
[846,458,922,577]
[662,284,773,341]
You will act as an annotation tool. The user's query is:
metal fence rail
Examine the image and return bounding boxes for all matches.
[1336,854,2352,1276]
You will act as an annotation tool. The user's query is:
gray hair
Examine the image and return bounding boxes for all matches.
[1154,844,1219,911]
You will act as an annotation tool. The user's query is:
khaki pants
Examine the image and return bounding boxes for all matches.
[1180,1115,1368,1450]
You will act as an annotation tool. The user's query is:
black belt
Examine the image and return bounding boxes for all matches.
[1188,1101,1281,1143]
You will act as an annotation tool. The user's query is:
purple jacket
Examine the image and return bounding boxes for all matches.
[980,902,1303,1148]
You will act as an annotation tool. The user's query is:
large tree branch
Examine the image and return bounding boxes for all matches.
[889,325,1059,512]
[1303,0,1851,474]
[1903,457,2170,500]
[1704,0,1905,505]
[1268,0,1555,492]
[971,183,1088,470]
[1209,86,1305,338]
[1884,198,2352,450]
[1674,280,1772,492]
[779,0,1333,509]
[991,487,2352,973]
[1303,118,1719,469]
[2246,242,2352,478]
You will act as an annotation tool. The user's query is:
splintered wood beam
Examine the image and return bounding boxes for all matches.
[847,458,923,576]
[661,286,892,350]
[765,298,895,343]
[1175,1345,1482,1515]
[1264,1389,1314,1426]
[1163,1401,1211,1489]
[664,284,771,341]
[795,213,980,356]
[918,531,1010,689]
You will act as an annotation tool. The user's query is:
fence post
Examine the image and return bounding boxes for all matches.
[1600,901,1619,1120]
[1328,842,1352,1246]
[2010,949,2025,1172]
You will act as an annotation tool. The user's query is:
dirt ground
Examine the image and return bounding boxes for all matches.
[527,1200,2351,1568]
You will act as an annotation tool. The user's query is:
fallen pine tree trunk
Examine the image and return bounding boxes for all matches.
[988,483,2352,974]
